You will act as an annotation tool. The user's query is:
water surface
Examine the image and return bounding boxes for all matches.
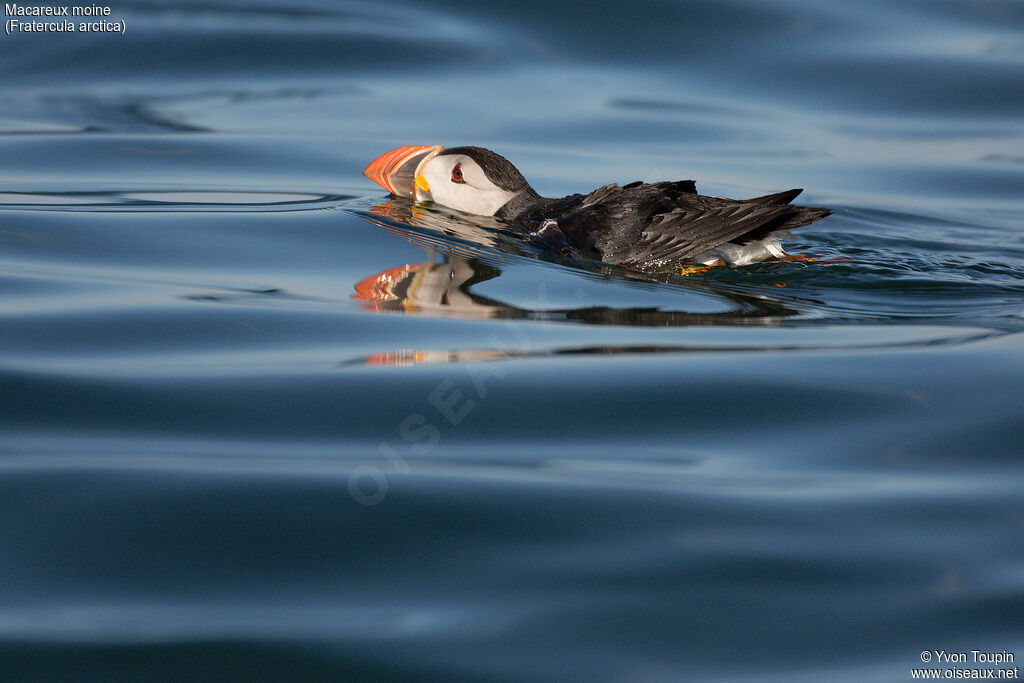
[1,0,1023,680]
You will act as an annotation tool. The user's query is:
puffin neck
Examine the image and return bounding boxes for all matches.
[494,188,545,224]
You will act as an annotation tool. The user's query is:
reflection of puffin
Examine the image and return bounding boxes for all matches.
[352,245,800,325]
[364,145,830,270]
[353,252,508,319]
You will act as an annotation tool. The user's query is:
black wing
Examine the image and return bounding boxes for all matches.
[534,181,698,257]
[585,185,829,269]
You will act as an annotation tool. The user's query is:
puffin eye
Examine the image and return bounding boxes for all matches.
[450,163,466,184]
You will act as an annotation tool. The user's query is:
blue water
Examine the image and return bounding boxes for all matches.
[2,0,1023,680]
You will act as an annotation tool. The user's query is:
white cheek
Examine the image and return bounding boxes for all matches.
[418,161,517,216]
[460,188,517,216]
[438,185,511,215]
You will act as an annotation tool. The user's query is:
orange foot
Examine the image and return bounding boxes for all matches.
[780,253,850,263]
[674,263,714,276]
[779,252,813,262]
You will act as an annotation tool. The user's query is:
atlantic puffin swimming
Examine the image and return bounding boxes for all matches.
[363,145,830,270]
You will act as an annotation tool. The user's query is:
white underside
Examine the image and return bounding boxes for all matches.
[693,233,788,266]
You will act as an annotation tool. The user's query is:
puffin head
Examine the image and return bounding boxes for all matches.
[363,145,537,217]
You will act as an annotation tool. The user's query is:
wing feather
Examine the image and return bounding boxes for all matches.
[599,198,820,269]
[521,180,827,270]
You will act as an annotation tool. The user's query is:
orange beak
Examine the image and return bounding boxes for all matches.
[362,145,444,199]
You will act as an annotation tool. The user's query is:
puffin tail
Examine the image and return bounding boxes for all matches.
[744,188,831,230]
[743,188,805,205]
[782,205,832,230]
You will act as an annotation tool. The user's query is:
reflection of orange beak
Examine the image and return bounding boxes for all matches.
[362,145,443,198]
[352,263,424,302]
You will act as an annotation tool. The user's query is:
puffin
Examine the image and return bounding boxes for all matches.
[363,145,830,270]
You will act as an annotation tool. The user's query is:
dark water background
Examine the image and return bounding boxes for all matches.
[2,0,1023,680]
